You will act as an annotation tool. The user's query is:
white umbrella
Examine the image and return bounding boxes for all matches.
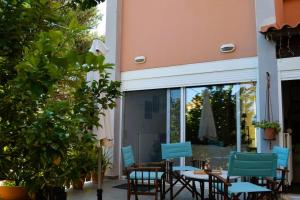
[93,109,113,141]
[198,89,217,141]
[89,38,109,56]
[88,38,111,200]
[89,38,112,141]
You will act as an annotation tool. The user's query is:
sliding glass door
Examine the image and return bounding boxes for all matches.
[122,83,256,166]
[123,89,166,163]
[185,83,256,169]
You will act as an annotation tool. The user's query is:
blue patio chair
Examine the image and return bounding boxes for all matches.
[208,152,277,200]
[272,146,290,194]
[161,142,201,199]
[121,146,165,200]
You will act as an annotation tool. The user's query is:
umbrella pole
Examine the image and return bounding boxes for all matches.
[97,141,103,200]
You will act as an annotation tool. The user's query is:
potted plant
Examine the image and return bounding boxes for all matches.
[0,180,29,200]
[254,120,281,140]
[91,145,112,185]
[65,137,96,190]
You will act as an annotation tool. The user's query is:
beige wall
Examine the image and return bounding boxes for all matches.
[120,0,257,72]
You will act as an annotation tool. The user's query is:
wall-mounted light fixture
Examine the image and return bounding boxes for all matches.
[134,56,146,64]
[219,43,236,53]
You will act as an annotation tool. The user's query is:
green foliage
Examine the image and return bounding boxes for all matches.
[67,0,105,10]
[186,94,203,142]
[186,86,236,146]
[170,93,180,143]
[0,0,120,195]
[254,120,281,132]
[1,180,17,187]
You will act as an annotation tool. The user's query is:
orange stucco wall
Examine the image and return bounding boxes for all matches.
[283,0,300,26]
[120,0,257,72]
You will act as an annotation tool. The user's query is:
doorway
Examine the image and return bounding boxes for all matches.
[282,80,300,188]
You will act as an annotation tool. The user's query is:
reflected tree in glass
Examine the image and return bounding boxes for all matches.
[210,85,236,146]
[186,85,236,147]
[170,89,181,143]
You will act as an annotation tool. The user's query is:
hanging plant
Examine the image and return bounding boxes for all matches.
[254,72,281,141]
[254,120,281,140]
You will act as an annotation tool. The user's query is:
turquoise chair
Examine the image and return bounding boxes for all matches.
[122,146,135,168]
[121,146,165,200]
[272,146,290,194]
[208,152,277,200]
[161,142,200,199]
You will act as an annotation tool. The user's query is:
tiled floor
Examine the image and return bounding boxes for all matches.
[67,179,299,200]
[67,179,196,200]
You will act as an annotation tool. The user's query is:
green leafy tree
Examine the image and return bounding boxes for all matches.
[0,0,121,197]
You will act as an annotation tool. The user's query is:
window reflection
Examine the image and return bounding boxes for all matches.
[240,83,257,152]
[170,89,180,143]
[186,83,256,169]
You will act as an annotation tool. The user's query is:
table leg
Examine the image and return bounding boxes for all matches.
[200,181,204,200]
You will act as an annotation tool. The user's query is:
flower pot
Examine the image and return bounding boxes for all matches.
[0,186,29,200]
[264,128,277,140]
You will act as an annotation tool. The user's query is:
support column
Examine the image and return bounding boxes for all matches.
[105,0,122,176]
[255,0,280,152]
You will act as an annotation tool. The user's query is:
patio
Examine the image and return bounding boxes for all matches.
[67,179,299,200]
[67,179,197,200]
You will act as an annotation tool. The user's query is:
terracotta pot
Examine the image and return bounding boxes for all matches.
[0,186,29,200]
[264,128,277,140]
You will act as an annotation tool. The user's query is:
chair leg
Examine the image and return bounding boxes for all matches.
[155,180,158,200]
[127,179,131,200]
[134,180,138,200]
[170,173,173,200]
[192,180,195,198]
[160,180,164,200]
[162,178,165,199]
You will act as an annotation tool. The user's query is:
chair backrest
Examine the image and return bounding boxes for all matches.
[161,142,192,160]
[228,152,277,178]
[122,146,135,168]
[272,146,289,168]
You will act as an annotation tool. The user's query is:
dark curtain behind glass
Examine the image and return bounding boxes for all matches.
[123,89,166,163]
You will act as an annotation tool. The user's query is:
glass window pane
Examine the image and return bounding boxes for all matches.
[240,83,257,152]
[123,89,166,163]
[170,89,181,143]
[186,85,237,169]
[185,83,256,169]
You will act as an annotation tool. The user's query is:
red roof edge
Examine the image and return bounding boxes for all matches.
[260,22,300,33]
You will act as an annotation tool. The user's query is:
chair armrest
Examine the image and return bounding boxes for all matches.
[126,166,163,174]
[139,161,165,168]
[277,167,289,173]
[207,172,231,199]
[207,172,231,187]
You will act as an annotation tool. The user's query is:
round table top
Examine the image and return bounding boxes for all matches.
[183,170,239,181]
